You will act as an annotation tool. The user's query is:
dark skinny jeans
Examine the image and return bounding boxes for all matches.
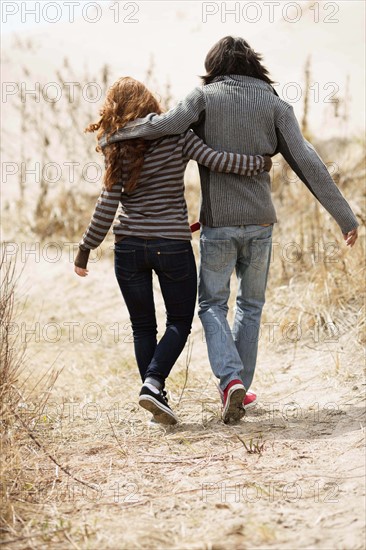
[114,237,197,387]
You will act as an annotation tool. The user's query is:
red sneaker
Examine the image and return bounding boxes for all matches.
[222,380,246,423]
[243,391,257,410]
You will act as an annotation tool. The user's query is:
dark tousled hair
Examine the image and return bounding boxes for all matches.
[202,36,274,86]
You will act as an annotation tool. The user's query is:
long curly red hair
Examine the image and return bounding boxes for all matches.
[85,77,163,192]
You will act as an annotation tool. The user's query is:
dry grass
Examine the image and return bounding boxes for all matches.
[1,172,365,547]
[261,140,365,357]
[1,49,365,550]
[0,254,64,547]
[3,55,175,244]
[1,359,364,549]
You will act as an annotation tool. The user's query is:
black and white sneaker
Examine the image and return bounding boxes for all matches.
[139,386,178,425]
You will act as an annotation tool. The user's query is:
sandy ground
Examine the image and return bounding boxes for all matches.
[5,233,365,550]
[2,6,365,546]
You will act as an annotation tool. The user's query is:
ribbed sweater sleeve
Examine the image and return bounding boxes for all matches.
[98,87,205,147]
[276,106,358,234]
[183,131,264,175]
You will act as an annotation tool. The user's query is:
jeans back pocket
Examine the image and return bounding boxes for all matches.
[200,239,235,272]
[115,249,137,281]
[156,248,191,281]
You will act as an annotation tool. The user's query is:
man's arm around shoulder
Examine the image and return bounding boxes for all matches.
[99,86,205,147]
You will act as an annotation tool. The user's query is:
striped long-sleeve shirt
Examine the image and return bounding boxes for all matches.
[75,130,266,268]
[100,75,358,234]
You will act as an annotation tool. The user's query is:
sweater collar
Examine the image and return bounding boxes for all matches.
[212,74,276,94]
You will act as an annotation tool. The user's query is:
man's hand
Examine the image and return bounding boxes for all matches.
[263,155,272,172]
[74,266,89,277]
[343,228,358,248]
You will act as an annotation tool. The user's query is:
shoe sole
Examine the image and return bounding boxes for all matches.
[222,385,246,424]
[139,395,178,425]
[243,400,257,411]
[148,417,164,428]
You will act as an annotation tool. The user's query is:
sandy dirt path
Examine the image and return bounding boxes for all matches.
[10,241,366,550]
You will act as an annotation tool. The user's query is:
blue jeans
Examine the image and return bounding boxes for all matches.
[114,238,197,387]
[198,225,272,391]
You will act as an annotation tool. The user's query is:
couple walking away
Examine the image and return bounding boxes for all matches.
[74,36,358,426]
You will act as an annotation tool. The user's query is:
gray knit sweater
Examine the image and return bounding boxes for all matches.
[100,75,358,234]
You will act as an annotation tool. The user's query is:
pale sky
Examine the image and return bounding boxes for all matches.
[2,1,365,137]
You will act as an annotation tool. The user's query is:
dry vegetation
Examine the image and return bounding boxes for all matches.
[1,48,365,550]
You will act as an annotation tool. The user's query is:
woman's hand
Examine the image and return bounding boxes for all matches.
[263,155,272,172]
[343,228,358,248]
[74,266,89,277]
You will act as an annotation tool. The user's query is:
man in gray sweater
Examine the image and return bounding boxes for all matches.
[100,36,358,423]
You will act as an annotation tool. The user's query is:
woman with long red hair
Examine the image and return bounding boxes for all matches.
[74,77,271,425]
